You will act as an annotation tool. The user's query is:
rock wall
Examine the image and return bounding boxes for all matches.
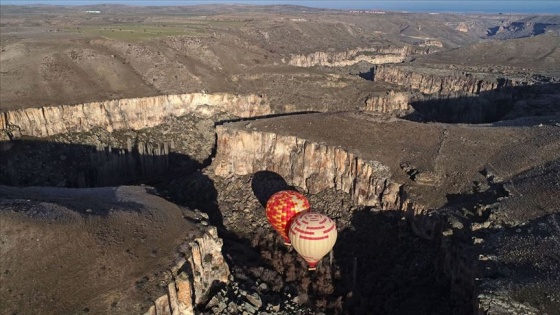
[79,141,172,187]
[374,64,523,95]
[420,39,444,48]
[287,46,429,67]
[0,114,216,187]
[0,93,271,140]
[373,65,560,123]
[144,226,230,315]
[363,90,411,114]
[211,124,486,311]
[213,125,425,216]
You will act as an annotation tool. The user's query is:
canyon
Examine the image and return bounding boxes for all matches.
[210,111,560,314]
[287,46,431,68]
[1,4,560,315]
[0,93,270,140]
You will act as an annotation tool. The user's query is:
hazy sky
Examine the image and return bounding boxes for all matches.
[2,0,560,14]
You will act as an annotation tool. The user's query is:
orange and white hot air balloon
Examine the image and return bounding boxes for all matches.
[266,190,310,245]
[289,212,337,270]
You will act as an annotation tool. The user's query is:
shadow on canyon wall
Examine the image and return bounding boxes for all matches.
[217,206,468,314]
[0,139,200,188]
[404,82,560,124]
[332,208,468,315]
[216,111,321,126]
[222,171,467,314]
[359,67,559,124]
[251,170,297,207]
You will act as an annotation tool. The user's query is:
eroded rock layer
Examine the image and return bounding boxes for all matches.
[374,64,525,95]
[214,125,407,211]
[214,112,560,209]
[371,64,560,123]
[363,90,411,115]
[145,226,230,315]
[287,45,432,67]
[0,92,271,140]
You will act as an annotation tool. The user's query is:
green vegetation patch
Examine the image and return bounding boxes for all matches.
[67,24,205,41]
[66,20,245,42]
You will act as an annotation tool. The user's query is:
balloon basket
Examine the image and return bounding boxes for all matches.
[308,267,317,271]
[284,242,292,247]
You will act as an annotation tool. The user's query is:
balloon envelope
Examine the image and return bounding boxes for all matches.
[289,212,337,270]
[266,190,310,244]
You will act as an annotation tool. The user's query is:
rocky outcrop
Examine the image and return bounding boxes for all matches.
[486,21,557,39]
[420,39,443,48]
[374,64,524,95]
[363,90,411,114]
[287,46,429,67]
[145,226,230,315]
[455,22,469,33]
[213,125,424,215]
[0,92,271,140]
[373,64,560,123]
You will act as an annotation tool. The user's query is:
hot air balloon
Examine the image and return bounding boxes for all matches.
[289,212,337,270]
[266,190,310,245]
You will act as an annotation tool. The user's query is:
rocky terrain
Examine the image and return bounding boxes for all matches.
[1,4,560,315]
[0,185,229,315]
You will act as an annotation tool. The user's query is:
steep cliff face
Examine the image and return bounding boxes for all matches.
[145,226,230,315]
[373,64,560,123]
[213,125,424,215]
[363,90,411,114]
[287,46,429,68]
[0,93,271,140]
[374,64,523,95]
[0,115,216,187]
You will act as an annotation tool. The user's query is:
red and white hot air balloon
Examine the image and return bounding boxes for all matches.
[265,190,310,245]
[289,212,337,270]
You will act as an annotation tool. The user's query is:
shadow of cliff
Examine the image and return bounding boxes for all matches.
[154,169,227,235]
[11,136,234,240]
[0,139,200,188]
[401,82,560,124]
[215,110,321,127]
[486,22,554,38]
[0,185,147,217]
[251,170,296,207]
[358,67,374,81]
[332,208,466,315]
[444,177,509,217]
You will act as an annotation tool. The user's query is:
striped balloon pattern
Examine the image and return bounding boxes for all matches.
[265,190,310,245]
[289,212,337,270]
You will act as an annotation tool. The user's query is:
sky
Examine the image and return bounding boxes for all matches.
[1,0,559,14]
